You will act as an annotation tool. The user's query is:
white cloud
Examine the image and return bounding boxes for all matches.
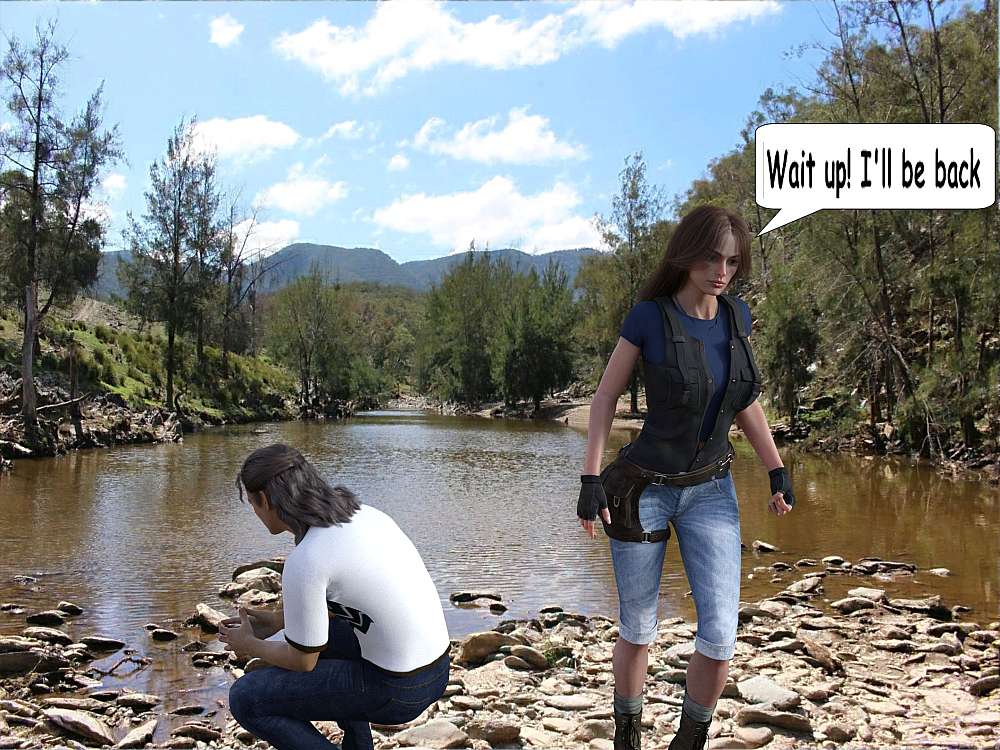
[273,1,781,95]
[321,120,364,140]
[412,108,585,164]
[372,176,605,253]
[254,163,348,216]
[191,116,300,163]
[210,14,245,48]
[567,1,779,47]
[387,153,410,171]
[235,218,300,259]
[101,172,127,199]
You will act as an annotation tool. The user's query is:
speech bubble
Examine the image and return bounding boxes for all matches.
[755,123,996,235]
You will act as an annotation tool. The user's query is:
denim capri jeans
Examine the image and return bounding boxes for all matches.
[609,471,742,661]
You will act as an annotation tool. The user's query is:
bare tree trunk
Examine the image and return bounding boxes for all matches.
[165,320,176,412]
[20,285,38,427]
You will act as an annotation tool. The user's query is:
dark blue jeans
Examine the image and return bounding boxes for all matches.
[229,619,451,750]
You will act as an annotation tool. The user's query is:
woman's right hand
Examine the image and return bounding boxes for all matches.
[578,476,611,539]
[231,608,282,639]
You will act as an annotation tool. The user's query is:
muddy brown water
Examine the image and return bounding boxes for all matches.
[1,409,998,706]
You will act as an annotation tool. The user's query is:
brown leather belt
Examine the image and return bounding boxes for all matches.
[639,450,733,487]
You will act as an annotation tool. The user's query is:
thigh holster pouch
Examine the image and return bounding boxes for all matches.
[599,446,671,544]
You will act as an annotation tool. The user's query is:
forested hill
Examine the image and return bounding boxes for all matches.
[90,244,598,299]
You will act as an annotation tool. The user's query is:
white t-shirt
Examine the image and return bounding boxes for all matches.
[274,504,450,673]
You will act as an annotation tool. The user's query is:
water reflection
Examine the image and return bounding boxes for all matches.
[1,409,998,701]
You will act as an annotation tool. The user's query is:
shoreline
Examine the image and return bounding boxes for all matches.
[5,389,998,488]
[455,394,1000,487]
[1,557,997,749]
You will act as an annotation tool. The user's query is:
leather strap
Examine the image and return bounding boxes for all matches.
[640,449,733,487]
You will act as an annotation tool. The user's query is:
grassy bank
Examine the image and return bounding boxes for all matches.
[0,297,298,446]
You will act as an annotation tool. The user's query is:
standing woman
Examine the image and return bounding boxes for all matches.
[220,443,451,750]
[577,206,796,750]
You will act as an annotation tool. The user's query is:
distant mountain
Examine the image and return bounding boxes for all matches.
[90,243,598,301]
[401,247,596,290]
[259,243,416,291]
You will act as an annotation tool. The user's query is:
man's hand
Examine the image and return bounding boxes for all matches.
[578,475,611,539]
[219,608,258,657]
[768,467,796,515]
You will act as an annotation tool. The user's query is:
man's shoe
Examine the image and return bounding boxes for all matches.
[613,707,642,750]
[667,709,712,750]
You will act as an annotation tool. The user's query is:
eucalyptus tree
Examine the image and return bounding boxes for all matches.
[0,21,121,427]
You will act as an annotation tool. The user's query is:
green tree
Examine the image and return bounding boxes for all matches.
[119,120,215,411]
[0,22,121,427]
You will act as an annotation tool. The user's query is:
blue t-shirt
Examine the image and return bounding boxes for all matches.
[621,297,753,441]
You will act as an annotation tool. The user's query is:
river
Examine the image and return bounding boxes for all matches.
[1,409,997,701]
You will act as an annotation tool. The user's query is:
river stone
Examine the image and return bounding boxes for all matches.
[887,595,951,619]
[43,708,114,746]
[786,577,822,594]
[456,631,519,663]
[799,636,843,674]
[926,567,951,576]
[172,722,221,742]
[150,628,179,642]
[848,586,886,601]
[116,693,161,710]
[831,597,875,614]
[970,675,1000,696]
[961,712,1000,726]
[503,654,532,670]
[170,704,205,716]
[751,540,778,553]
[162,738,197,749]
[235,567,282,593]
[923,688,975,714]
[0,649,69,674]
[663,642,696,667]
[449,591,502,604]
[545,693,597,711]
[80,635,125,652]
[56,601,84,615]
[218,581,248,598]
[736,676,800,710]
[190,603,226,633]
[797,616,840,630]
[733,725,774,747]
[25,610,65,627]
[232,558,285,579]
[509,645,548,670]
[734,707,812,733]
[465,717,520,743]
[572,719,615,741]
[237,589,281,608]
[395,719,468,748]
[21,627,71,645]
[819,721,855,742]
[450,695,484,711]
[42,696,107,712]
[822,555,846,566]
[115,718,157,748]
[867,700,907,715]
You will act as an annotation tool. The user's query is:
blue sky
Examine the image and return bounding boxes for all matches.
[4,1,852,262]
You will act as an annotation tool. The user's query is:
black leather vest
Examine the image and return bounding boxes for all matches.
[627,294,763,475]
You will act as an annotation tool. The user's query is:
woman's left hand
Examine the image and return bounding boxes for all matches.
[768,491,793,516]
[219,608,257,656]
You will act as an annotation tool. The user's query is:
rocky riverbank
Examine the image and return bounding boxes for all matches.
[1,551,998,749]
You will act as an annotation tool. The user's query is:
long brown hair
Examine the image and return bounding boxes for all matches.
[639,205,752,301]
[236,443,359,543]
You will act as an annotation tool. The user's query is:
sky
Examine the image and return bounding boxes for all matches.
[2,1,874,262]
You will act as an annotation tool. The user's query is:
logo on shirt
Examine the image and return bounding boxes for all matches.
[327,601,374,634]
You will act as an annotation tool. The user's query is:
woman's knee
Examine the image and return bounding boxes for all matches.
[228,675,259,723]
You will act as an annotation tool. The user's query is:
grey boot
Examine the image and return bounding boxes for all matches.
[613,707,642,750]
[667,709,712,750]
